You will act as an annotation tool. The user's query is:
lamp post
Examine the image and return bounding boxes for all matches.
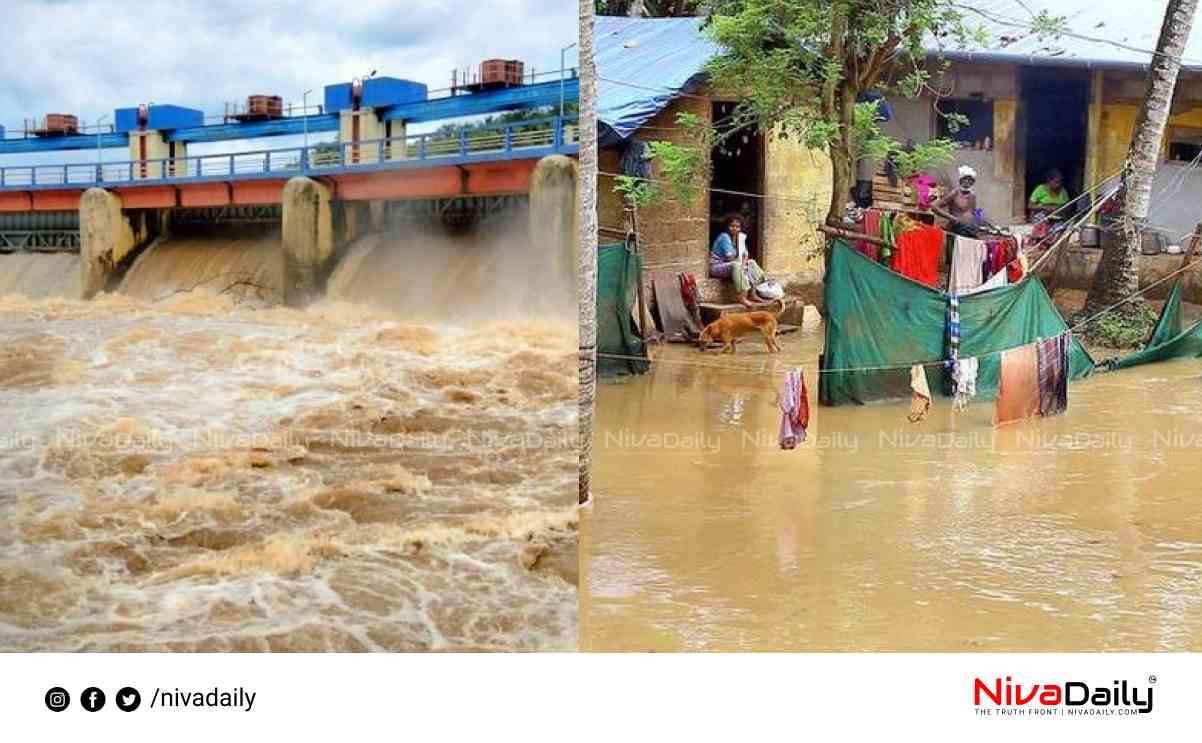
[560,42,578,121]
[95,114,108,183]
[302,88,312,170]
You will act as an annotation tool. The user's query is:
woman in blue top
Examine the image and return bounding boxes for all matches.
[710,213,766,307]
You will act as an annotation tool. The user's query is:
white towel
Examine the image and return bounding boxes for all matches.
[949,236,988,294]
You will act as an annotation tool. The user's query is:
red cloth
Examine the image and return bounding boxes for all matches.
[857,209,881,261]
[1006,258,1024,284]
[891,224,944,287]
[986,236,1019,277]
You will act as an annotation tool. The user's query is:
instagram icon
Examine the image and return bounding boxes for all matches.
[44,687,70,712]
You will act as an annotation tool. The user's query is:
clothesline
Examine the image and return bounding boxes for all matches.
[598,251,1202,377]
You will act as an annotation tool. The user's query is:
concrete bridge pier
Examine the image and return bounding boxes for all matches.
[528,155,579,304]
[282,176,334,306]
[79,188,141,299]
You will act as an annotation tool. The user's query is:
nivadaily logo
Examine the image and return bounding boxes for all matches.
[974,675,1155,716]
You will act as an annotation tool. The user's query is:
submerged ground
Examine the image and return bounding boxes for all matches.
[582,302,1202,651]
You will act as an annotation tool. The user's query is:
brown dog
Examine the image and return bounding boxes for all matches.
[698,298,787,354]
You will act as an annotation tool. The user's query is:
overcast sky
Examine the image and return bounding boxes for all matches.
[0,0,577,163]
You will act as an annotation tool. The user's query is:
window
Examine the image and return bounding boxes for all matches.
[1167,127,1202,163]
[936,98,994,146]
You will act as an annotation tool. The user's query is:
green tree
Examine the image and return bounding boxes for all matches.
[643,1,1064,263]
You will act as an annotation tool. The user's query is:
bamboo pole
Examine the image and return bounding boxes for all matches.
[816,223,887,247]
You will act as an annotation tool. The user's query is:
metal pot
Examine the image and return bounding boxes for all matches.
[1079,225,1101,248]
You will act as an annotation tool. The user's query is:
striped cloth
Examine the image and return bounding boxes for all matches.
[946,294,961,374]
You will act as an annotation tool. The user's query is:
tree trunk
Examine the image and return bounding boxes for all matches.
[578,0,599,506]
[1085,0,1198,317]
[824,82,857,266]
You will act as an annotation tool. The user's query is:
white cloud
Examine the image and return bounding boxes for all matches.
[0,0,577,152]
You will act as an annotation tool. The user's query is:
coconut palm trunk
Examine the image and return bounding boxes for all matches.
[1085,0,1198,319]
[579,0,598,506]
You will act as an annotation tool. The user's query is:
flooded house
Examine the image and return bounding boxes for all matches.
[596,5,1202,304]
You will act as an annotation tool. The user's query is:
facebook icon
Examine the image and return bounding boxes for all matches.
[80,687,106,712]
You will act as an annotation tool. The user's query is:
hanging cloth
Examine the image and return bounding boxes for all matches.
[945,294,961,373]
[995,343,1041,426]
[778,368,810,449]
[952,356,979,411]
[879,212,896,263]
[857,209,882,260]
[1036,334,1069,417]
[963,267,1008,296]
[891,224,944,288]
[949,236,989,294]
[908,364,932,423]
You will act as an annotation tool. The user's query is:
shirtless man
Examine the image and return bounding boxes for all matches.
[932,165,979,237]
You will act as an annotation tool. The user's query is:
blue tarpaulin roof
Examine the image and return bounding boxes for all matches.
[596,16,720,145]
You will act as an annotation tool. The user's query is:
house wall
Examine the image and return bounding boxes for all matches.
[1088,69,1202,239]
[598,95,712,286]
[878,63,1022,223]
[761,127,832,281]
[599,90,833,300]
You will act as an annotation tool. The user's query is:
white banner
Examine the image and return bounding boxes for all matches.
[0,653,1193,741]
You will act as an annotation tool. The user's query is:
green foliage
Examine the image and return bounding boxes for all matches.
[596,0,704,16]
[622,0,1065,229]
[890,139,957,179]
[614,174,660,208]
[1085,303,1158,349]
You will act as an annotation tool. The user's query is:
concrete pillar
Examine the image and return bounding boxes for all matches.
[282,176,333,306]
[338,108,386,165]
[129,131,188,179]
[383,119,407,161]
[79,188,138,299]
[528,155,579,303]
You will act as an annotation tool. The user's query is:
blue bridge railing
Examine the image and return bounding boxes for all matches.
[0,116,579,191]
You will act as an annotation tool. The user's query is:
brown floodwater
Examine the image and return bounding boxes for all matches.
[581,322,1202,651]
[0,237,577,651]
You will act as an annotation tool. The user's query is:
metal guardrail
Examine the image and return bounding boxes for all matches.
[0,116,579,191]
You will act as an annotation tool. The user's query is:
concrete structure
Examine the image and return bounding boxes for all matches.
[280,177,334,306]
[79,188,143,298]
[529,154,579,301]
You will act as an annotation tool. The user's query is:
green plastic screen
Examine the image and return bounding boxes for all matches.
[819,240,1095,406]
[597,241,649,377]
[1107,278,1202,371]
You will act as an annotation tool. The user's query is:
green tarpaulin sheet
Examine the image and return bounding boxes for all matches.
[819,240,1095,406]
[1107,278,1202,370]
[598,241,649,377]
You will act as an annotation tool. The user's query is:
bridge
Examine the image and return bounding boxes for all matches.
[0,114,578,211]
[0,71,581,305]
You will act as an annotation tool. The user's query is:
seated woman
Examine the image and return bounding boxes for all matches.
[1028,169,1070,219]
[710,213,766,307]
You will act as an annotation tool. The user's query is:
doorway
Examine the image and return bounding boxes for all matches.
[1021,66,1090,216]
[709,101,765,263]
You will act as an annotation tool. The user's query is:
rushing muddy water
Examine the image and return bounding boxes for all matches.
[0,240,577,651]
[0,252,81,299]
[582,322,1202,651]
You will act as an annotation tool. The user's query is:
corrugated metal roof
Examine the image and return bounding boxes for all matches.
[596,16,720,144]
[942,0,1202,70]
